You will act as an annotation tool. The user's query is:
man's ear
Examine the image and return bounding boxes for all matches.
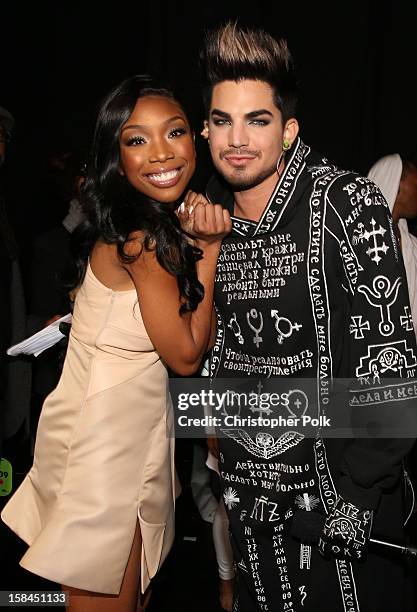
[283,118,299,147]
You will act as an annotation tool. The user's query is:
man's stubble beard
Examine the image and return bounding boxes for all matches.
[214,159,278,192]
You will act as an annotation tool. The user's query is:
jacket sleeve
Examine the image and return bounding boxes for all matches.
[335,175,417,509]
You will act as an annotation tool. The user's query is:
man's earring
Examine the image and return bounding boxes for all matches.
[283,139,291,151]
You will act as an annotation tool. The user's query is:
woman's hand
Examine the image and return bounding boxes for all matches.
[178,190,232,247]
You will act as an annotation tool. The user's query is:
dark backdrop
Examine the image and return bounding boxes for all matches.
[2,1,417,239]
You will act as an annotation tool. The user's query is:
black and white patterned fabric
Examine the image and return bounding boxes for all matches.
[206,138,417,612]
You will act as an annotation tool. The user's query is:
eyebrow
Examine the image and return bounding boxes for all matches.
[121,115,186,133]
[210,109,274,119]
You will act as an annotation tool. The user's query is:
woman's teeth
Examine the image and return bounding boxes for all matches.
[147,169,180,182]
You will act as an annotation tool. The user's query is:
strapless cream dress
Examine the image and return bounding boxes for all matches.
[2,263,176,594]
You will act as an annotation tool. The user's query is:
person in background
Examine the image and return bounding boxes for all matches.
[368,152,417,337]
[27,165,86,449]
[0,105,32,463]
[367,150,417,561]
[205,445,235,612]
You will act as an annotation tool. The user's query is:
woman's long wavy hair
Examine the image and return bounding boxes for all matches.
[72,75,203,314]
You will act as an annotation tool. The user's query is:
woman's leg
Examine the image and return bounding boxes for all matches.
[63,520,143,612]
[212,499,235,611]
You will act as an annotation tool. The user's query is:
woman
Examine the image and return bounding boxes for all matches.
[1,75,231,611]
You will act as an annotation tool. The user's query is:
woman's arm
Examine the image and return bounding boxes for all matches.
[208,308,217,350]
[124,199,231,376]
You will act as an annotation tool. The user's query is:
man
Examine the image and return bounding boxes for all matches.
[28,165,85,438]
[368,153,417,337]
[196,22,416,611]
[0,106,15,372]
[0,106,32,459]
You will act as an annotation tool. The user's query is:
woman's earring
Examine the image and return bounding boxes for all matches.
[201,121,209,140]
[283,139,291,151]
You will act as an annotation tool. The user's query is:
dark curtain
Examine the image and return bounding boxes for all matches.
[2,0,417,217]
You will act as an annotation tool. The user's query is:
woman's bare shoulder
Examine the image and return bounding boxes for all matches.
[89,241,135,291]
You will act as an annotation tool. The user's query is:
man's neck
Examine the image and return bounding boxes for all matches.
[233,171,279,222]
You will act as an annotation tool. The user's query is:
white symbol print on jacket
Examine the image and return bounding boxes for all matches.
[227,312,244,344]
[358,275,401,336]
[362,217,389,264]
[270,310,302,344]
[246,308,264,347]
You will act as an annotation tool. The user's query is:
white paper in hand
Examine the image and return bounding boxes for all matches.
[7,313,72,357]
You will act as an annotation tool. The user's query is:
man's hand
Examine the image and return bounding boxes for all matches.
[318,494,373,561]
[43,314,71,338]
[44,314,62,327]
[207,435,219,460]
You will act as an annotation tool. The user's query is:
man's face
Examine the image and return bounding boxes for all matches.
[207,80,284,191]
[397,163,417,219]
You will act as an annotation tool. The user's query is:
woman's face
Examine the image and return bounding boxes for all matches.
[119,95,195,203]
